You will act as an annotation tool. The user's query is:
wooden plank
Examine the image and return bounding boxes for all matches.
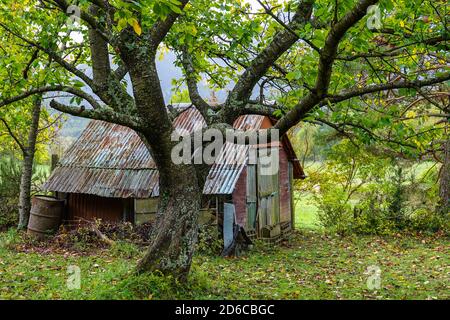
[135,198,158,214]
[257,147,280,233]
[135,213,156,224]
[67,194,123,222]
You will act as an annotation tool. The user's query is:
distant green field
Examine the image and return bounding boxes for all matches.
[295,193,321,230]
[35,164,50,176]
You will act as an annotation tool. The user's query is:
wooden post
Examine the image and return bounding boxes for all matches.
[51,154,59,172]
[50,154,59,198]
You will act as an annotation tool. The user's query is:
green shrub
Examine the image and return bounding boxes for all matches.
[0,157,49,229]
[0,199,17,230]
[351,188,396,235]
[311,154,447,235]
[195,224,222,256]
[0,158,21,229]
[410,209,449,234]
[315,188,353,235]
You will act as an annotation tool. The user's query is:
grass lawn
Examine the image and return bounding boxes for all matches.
[0,228,448,300]
[295,193,321,230]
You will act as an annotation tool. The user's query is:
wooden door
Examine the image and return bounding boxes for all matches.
[257,148,280,234]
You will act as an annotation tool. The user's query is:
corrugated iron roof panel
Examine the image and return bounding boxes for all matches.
[201,114,265,194]
[58,121,156,169]
[172,105,206,134]
[45,166,159,198]
[44,108,286,197]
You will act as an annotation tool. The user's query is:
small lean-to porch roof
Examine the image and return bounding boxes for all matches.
[44,105,304,198]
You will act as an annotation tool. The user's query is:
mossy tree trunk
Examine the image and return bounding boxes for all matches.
[18,96,42,229]
[135,161,202,280]
[438,135,449,215]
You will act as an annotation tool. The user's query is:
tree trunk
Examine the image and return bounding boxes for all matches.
[118,34,205,281]
[17,97,41,229]
[438,135,449,215]
[136,161,202,281]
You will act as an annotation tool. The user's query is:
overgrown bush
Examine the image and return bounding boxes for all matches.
[0,158,21,229]
[410,208,449,233]
[314,166,447,235]
[315,188,353,235]
[195,224,222,256]
[0,157,49,230]
[303,140,447,235]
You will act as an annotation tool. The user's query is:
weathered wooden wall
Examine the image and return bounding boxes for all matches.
[232,167,247,227]
[232,147,293,233]
[134,198,158,224]
[66,193,125,222]
[279,146,291,223]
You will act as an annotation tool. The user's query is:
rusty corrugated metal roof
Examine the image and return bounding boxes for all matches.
[58,121,156,169]
[44,106,297,198]
[46,167,159,198]
[172,104,206,134]
[203,114,264,194]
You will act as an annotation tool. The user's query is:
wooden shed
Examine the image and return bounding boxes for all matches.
[44,105,305,242]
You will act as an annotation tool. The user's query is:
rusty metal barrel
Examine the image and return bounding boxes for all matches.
[27,196,64,239]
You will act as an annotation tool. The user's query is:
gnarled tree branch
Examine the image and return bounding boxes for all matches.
[325,73,450,105]
[0,85,102,110]
[44,0,112,42]
[49,100,142,130]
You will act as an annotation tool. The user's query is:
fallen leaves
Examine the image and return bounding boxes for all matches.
[0,230,448,300]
